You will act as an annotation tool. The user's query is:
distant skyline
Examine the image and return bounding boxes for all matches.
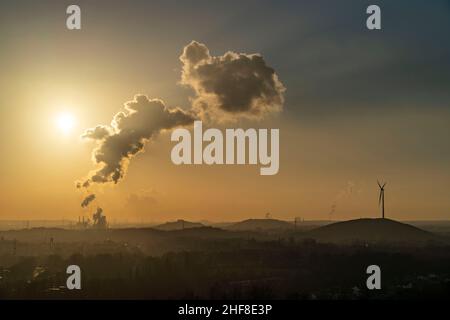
[0,0,449,222]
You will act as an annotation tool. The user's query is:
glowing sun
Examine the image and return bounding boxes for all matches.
[55,112,76,134]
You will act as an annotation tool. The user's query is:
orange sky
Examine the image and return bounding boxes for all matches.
[0,1,449,222]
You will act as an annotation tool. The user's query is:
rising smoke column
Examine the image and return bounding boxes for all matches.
[180,41,286,122]
[92,207,107,228]
[79,95,195,187]
[329,181,356,219]
[81,194,96,208]
[77,41,285,216]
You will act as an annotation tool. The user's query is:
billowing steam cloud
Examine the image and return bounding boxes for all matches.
[80,95,195,186]
[77,41,285,214]
[180,41,286,121]
[81,194,96,208]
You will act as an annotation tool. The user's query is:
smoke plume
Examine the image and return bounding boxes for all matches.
[329,181,355,219]
[80,95,195,186]
[92,207,107,229]
[81,194,96,208]
[180,41,286,121]
[77,41,286,212]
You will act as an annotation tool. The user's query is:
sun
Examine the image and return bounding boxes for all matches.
[55,112,76,134]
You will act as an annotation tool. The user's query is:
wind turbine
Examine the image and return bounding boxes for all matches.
[377,181,386,219]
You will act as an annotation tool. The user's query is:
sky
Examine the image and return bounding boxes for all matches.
[0,0,449,222]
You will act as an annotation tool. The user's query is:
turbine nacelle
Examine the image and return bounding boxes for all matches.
[377,180,387,219]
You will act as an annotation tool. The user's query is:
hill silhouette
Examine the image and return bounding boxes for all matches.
[303,218,444,245]
[227,218,294,231]
[153,219,203,231]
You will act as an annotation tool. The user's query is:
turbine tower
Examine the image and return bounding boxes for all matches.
[377,181,386,219]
